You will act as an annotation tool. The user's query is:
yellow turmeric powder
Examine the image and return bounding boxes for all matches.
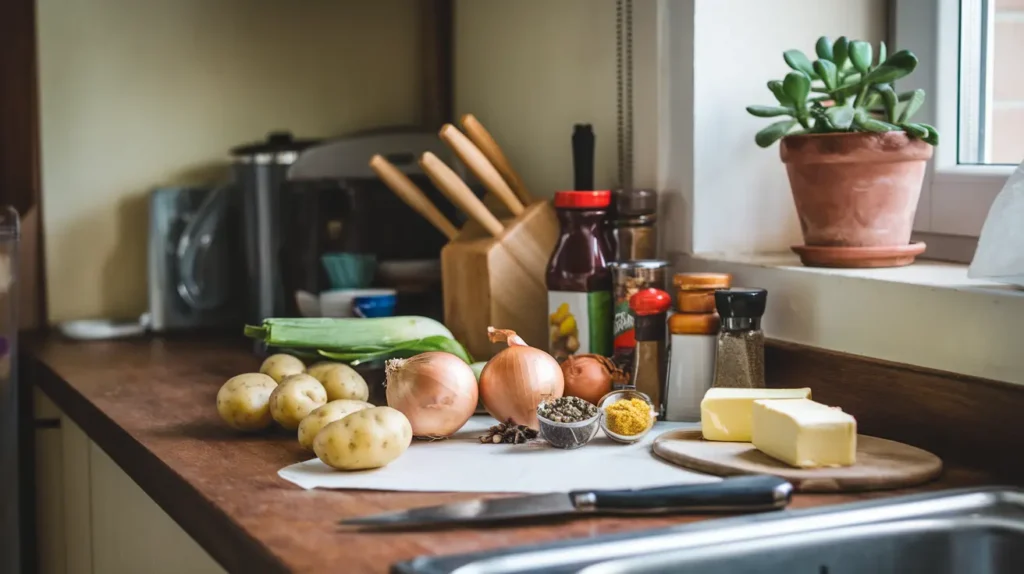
[604,398,651,436]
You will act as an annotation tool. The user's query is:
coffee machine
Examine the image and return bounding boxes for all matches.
[233,129,470,324]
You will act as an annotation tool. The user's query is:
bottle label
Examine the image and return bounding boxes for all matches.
[548,290,612,360]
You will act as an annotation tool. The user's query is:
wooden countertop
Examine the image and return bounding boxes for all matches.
[27,336,998,574]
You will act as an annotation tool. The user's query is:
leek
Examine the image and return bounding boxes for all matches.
[244,317,472,365]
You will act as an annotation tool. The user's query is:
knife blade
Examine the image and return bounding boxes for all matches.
[340,475,792,529]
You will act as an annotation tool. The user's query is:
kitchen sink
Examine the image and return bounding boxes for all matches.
[395,487,1024,574]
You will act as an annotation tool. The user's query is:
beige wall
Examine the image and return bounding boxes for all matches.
[38,0,423,322]
[455,0,620,198]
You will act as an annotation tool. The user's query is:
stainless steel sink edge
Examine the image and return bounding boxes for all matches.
[391,487,1023,574]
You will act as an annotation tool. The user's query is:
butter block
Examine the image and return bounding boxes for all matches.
[751,399,857,468]
[700,388,812,442]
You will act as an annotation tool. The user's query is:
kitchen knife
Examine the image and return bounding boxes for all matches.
[369,154,459,241]
[420,152,505,238]
[439,124,525,216]
[339,475,792,529]
[460,114,534,205]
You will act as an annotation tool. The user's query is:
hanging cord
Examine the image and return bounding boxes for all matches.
[615,0,635,190]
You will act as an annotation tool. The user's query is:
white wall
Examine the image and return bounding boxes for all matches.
[455,0,620,198]
[688,0,888,255]
[37,0,424,322]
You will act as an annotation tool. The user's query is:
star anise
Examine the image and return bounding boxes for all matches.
[479,418,538,444]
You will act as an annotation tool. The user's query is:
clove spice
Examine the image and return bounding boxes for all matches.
[479,418,538,444]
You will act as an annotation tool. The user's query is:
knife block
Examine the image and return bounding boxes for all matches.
[441,200,558,360]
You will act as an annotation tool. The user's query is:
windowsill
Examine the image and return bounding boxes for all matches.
[673,252,1024,386]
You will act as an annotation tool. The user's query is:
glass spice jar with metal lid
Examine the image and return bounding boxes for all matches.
[609,260,668,379]
[711,288,768,389]
[607,189,658,261]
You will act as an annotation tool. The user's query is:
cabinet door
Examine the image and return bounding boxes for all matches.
[33,388,67,574]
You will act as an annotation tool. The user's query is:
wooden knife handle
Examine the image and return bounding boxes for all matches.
[419,152,504,238]
[439,124,525,216]
[460,114,534,205]
[369,155,458,241]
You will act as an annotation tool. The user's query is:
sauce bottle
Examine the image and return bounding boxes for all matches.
[629,288,672,417]
[546,190,614,361]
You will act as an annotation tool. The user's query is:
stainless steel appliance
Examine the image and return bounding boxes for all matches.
[147,187,241,331]
[230,129,467,324]
[0,207,19,574]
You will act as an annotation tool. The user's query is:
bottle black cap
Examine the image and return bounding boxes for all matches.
[714,288,768,319]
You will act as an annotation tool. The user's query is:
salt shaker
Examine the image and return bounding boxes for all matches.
[629,288,672,418]
[711,288,767,389]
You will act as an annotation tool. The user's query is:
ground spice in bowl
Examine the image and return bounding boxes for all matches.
[604,398,651,436]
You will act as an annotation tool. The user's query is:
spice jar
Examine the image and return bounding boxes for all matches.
[711,288,768,389]
[546,191,614,360]
[629,288,672,417]
[665,272,731,422]
[607,189,658,261]
[609,260,668,378]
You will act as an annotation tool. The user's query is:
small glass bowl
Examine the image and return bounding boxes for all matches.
[537,409,601,450]
[598,389,658,444]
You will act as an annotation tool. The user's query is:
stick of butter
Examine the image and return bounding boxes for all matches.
[752,398,857,468]
[700,388,811,442]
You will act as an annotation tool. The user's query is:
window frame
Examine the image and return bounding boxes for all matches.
[895,0,1014,240]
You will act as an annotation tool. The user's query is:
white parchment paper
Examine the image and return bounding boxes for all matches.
[278,416,718,493]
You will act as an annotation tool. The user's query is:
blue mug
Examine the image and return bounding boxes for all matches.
[352,293,397,318]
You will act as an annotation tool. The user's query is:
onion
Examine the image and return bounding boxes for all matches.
[561,354,623,405]
[385,352,478,438]
[479,327,564,430]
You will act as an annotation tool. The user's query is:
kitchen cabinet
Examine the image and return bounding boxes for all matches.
[33,389,224,574]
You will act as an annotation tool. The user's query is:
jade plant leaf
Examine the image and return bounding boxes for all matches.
[815,36,834,61]
[784,50,818,79]
[833,36,850,70]
[825,106,855,130]
[902,122,929,139]
[783,71,811,105]
[920,123,940,145]
[898,89,926,123]
[876,41,887,66]
[746,105,794,118]
[875,84,899,122]
[864,50,918,84]
[768,80,791,106]
[755,119,798,147]
[813,60,839,90]
[849,41,873,74]
[854,109,899,132]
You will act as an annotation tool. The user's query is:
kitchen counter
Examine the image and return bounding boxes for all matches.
[26,335,998,574]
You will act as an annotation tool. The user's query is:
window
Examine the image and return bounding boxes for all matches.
[896,0,1017,242]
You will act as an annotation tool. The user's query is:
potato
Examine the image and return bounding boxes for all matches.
[216,373,278,431]
[306,361,341,382]
[313,406,412,470]
[318,363,370,402]
[269,374,327,430]
[259,354,306,384]
[297,399,373,450]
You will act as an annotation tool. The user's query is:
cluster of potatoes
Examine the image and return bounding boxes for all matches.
[216,354,413,471]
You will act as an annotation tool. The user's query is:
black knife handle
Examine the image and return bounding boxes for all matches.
[570,475,792,514]
[572,124,595,191]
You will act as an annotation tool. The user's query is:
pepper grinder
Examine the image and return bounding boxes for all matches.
[711,288,768,389]
[629,288,672,418]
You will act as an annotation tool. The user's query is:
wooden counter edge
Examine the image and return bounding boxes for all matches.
[24,354,291,574]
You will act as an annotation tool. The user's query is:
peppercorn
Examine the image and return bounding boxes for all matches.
[537,396,599,424]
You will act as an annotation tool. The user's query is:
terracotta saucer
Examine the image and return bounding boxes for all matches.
[791,242,926,268]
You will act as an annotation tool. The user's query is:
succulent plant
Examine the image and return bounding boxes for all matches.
[747,36,939,148]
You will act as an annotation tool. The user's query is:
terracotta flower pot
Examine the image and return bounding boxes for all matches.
[780,132,933,267]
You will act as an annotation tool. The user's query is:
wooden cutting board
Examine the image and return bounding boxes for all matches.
[653,429,943,493]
